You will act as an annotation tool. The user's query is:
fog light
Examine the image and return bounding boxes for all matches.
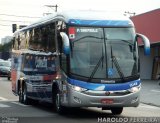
[131,97,139,104]
[73,96,81,103]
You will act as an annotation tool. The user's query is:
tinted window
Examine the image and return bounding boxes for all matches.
[28,23,56,52]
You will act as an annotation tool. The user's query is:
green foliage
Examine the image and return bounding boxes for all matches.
[0,41,12,52]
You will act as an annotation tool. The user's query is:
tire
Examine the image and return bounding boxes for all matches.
[18,87,23,103]
[8,76,10,80]
[7,72,11,80]
[18,83,30,105]
[23,84,30,105]
[111,107,123,115]
[52,88,66,114]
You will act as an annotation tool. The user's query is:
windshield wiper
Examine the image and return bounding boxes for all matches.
[73,36,103,43]
[120,39,133,45]
[88,46,104,82]
[107,39,133,45]
[71,35,104,56]
[110,45,125,80]
[87,45,104,82]
[87,55,104,82]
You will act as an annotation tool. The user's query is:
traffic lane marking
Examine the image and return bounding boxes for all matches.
[0,103,10,107]
[0,102,30,108]
[0,96,8,101]
[11,101,31,107]
[151,90,160,93]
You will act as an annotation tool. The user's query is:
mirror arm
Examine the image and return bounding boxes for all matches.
[60,32,70,55]
[137,33,150,55]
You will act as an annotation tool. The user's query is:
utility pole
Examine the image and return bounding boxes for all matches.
[124,11,136,17]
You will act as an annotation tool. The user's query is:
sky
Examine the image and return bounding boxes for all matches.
[0,0,160,43]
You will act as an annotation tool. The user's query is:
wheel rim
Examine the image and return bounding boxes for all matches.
[23,87,26,102]
[19,90,22,102]
[56,93,60,111]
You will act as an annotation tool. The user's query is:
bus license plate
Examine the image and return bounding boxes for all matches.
[101,99,114,104]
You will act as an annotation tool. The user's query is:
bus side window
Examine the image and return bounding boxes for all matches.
[28,29,34,50]
[57,21,66,32]
[41,26,48,51]
[47,23,56,52]
[20,32,26,49]
[57,21,66,53]
[14,34,20,50]
[25,31,29,49]
[12,37,15,49]
[57,21,68,73]
[60,48,67,73]
[57,32,63,53]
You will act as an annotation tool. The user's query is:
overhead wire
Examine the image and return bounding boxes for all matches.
[0,13,41,18]
[0,24,11,27]
[0,19,31,23]
[0,29,11,31]
[0,13,42,36]
[0,13,41,27]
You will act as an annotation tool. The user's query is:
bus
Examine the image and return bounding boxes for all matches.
[11,11,150,115]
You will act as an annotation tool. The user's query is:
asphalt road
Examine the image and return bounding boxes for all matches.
[0,77,160,123]
[141,80,160,107]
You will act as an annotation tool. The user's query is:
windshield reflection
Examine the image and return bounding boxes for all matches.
[69,27,139,82]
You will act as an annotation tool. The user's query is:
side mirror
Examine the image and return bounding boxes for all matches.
[136,33,150,55]
[60,32,70,55]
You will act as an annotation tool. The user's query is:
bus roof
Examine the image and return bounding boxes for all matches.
[60,11,134,27]
[15,11,134,34]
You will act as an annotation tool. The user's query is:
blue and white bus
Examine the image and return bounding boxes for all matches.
[11,11,150,115]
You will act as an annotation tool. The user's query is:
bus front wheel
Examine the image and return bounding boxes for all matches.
[111,107,123,115]
[52,89,66,114]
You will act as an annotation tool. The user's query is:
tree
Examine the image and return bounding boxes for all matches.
[0,41,12,52]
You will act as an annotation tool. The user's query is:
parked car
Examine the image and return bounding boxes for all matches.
[0,60,11,80]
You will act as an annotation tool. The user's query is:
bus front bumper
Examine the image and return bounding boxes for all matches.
[61,85,140,108]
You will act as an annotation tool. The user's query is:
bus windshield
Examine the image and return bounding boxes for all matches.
[69,27,139,82]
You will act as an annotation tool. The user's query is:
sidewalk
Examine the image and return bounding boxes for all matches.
[140,79,160,107]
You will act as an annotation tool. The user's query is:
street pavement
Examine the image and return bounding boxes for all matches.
[140,79,160,107]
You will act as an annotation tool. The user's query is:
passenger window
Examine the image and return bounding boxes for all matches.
[14,34,20,50]
[28,23,56,52]
[57,21,68,73]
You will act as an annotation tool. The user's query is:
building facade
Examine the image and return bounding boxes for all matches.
[131,9,160,79]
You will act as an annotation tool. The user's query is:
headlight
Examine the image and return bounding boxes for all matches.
[129,85,141,93]
[71,85,87,92]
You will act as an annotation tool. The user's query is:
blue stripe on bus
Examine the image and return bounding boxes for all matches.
[68,19,132,26]
[67,78,140,91]
[144,47,150,55]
